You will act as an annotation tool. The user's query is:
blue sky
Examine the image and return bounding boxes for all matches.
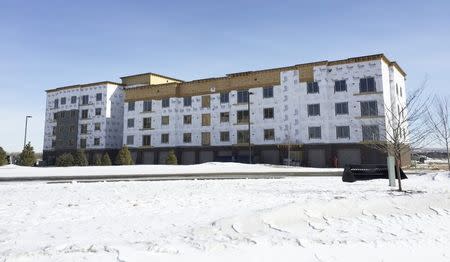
[0,0,449,152]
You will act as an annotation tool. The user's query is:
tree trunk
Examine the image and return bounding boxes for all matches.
[396,157,403,191]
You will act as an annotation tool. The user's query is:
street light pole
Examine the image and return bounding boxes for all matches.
[24,115,32,148]
[248,91,253,164]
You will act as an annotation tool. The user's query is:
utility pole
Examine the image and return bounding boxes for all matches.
[23,115,32,148]
[248,91,253,164]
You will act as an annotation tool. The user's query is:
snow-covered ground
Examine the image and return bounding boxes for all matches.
[0,170,449,261]
[0,163,342,178]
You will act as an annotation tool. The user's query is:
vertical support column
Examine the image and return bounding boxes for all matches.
[195,149,200,164]
[387,156,396,187]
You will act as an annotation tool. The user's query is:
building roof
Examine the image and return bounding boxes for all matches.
[46,53,406,94]
[46,81,122,93]
[175,53,405,83]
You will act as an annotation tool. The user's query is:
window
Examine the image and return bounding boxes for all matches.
[201,132,210,145]
[127,118,134,128]
[360,101,378,116]
[80,139,87,149]
[71,111,76,117]
[201,95,210,108]
[220,92,229,103]
[334,80,347,92]
[128,101,135,111]
[96,93,102,101]
[61,97,66,105]
[143,100,152,112]
[161,116,169,125]
[54,99,59,109]
[400,87,403,97]
[81,95,89,105]
[94,123,101,131]
[308,126,321,139]
[80,124,88,134]
[307,82,319,94]
[220,131,230,142]
[264,129,275,140]
[359,77,376,93]
[52,126,56,135]
[237,130,249,143]
[51,140,56,148]
[143,117,151,129]
[81,109,89,119]
[94,138,100,146]
[183,97,192,107]
[142,135,151,146]
[362,125,380,141]
[53,112,58,120]
[336,126,350,139]
[220,112,229,123]
[60,111,66,118]
[183,133,192,143]
[202,114,211,126]
[183,115,192,125]
[162,98,170,108]
[69,125,75,132]
[95,108,101,116]
[263,87,274,98]
[237,110,249,124]
[161,133,169,144]
[396,84,399,95]
[307,104,320,116]
[126,135,134,145]
[335,102,349,115]
[263,108,274,119]
[237,90,249,103]
[71,96,77,104]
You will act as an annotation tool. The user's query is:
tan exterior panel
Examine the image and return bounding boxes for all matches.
[121,74,151,86]
[121,72,183,86]
[125,83,178,101]
[124,65,316,101]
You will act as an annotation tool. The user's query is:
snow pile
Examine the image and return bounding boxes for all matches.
[0,162,342,178]
[0,172,449,261]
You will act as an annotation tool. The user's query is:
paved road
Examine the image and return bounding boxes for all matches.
[0,171,342,184]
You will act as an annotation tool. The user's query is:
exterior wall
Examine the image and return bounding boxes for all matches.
[43,83,124,163]
[43,54,408,167]
[54,109,79,151]
[124,60,389,148]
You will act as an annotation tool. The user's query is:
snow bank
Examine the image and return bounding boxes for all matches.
[0,172,449,261]
[0,162,342,178]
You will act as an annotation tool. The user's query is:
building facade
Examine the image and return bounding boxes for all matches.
[43,54,408,167]
[43,82,124,164]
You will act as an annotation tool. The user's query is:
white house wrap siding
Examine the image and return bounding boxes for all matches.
[43,54,408,166]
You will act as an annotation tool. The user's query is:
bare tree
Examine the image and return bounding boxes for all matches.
[365,82,430,191]
[426,96,450,171]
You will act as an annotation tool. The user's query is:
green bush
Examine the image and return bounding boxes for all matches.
[115,146,133,165]
[166,150,178,165]
[93,154,102,166]
[101,153,112,166]
[0,147,7,166]
[56,153,74,167]
[18,142,36,166]
[73,149,88,166]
